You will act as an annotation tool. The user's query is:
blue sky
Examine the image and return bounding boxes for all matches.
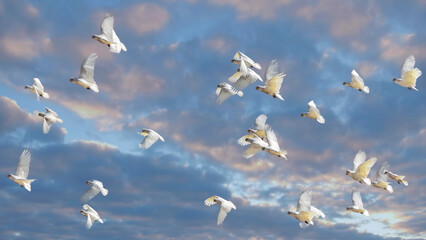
[0,0,425,239]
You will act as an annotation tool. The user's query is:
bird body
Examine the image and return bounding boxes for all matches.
[25,78,49,100]
[81,180,109,202]
[343,70,369,93]
[38,107,63,134]
[346,150,377,185]
[138,129,165,149]
[8,149,35,192]
[80,204,103,229]
[393,55,422,91]
[256,59,285,100]
[92,14,127,54]
[204,195,236,225]
[216,82,243,105]
[301,100,325,124]
[70,53,99,93]
[347,191,369,216]
[384,170,408,186]
[229,67,263,90]
[288,188,324,228]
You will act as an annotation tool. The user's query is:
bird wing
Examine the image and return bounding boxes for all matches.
[139,132,160,149]
[239,57,249,77]
[265,127,280,151]
[297,188,312,212]
[352,150,367,171]
[376,162,389,183]
[100,14,115,41]
[307,100,321,118]
[401,55,415,76]
[356,157,377,179]
[216,89,233,105]
[310,206,325,219]
[45,107,59,118]
[254,114,267,131]
[217,207,228,225]
[242,144,262,159]
[234,70,260,90]
[109,30,123,53]
[265,59,279,82]
[79,53,98,83]
[350,70,364,89]
[351,191,363,208]
[81,187,101,203]
[43,118,52,134]
[266,73,285,93]
[33,78,44,92]
[16,149,31,178]
[402,68,422,87]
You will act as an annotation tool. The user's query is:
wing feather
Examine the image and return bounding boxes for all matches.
[297,188,312,212]
[16,149,31,178]
[79,53,98,83]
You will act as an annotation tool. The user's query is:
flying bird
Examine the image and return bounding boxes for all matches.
[343,70,370,93]
[301,100,325,124]
[242,134,269,159]
[38,107,63,134]
[384,170,408,186]
[237,114,268,146]
[70,53,99,93]
[346,190,369,216]
[393,55,422,91]
[262,127,288,160]
[92,14,127,54]
[80,204,104,229]
[204,195,236,225]
[228,67,263,90]
[7,149,35,192]
[216,82,243,105]
[288,187,325,228]
[81,180,109,202]
[25,78,49,100]
[346,150,377,185]
[256,59,286,100]
[138,129,165,149]
[231,51,261,74]
[371,162,393,193]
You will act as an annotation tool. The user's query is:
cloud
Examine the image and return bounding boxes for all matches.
[379,33,426,63]
[209,0,292,20]
[122,3,170,35]
[0,33,52,60]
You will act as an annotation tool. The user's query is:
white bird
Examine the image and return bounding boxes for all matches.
[80,204,104,229]
[343,69,370,93]
[138,129,165,149]
[262,127,288,160]
[346,150,377,185]
[256,59,286,100]
[228,67,263,90]
[384,170,408,186]
[24,78,49,101]
[346,190,369,216]
[301,100,325,124]
[371,162,393,193]
[242,134,269,159]
[81,180,109,202]
[231,51,261,75]
[216,82,243,105]
[204,195,236,225]
[37,107,63,134]
[288,187,325,228]
[70,53,99,93]
[237,114,268,146]
[393,55,422,91]
[92,14,127,54]
[7,149,35,192]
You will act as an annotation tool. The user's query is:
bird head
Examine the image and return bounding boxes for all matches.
[69,78,75,83]
[86,180,92,185]
[7,174,12,179]
[392,78,397,82]
[346,170,350,175]
[255,86,260,90]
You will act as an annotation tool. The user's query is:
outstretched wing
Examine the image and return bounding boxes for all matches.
[33,78,44,92]
[265,59,279,82]
[266,73,285,93]
[100,14,115,41]
[401,55,415,76]
[16,149,31,178]
[79,53,98,83]
[352,150,366,171]
[265,127,280,151]
[297,188,312,212]
[254,114,267,131]
[139,132,160,149]
[81,187,101,203]
[217,207,228,225]
[356,157,377,179]
[351,191,363,208]
[376,162,389,183]
[350,70,364,89]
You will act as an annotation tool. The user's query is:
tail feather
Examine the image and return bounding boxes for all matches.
[363,209,369,217]
[317,116,325,124]
[363,178,371,186]
[275,93,284,101]
[101,188,109,196]
[252,62,261,70]
[237,91,243,97]
[121,43,127,52]
[386,185,393,193]
[362,86,370,94]
[23,179,36,192]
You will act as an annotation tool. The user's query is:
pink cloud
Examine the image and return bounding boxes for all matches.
[209,0,292,20]
[0,33,51,60]
[122,3,170,35]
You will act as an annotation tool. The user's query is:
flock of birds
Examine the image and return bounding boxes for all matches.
[5,12,421,231]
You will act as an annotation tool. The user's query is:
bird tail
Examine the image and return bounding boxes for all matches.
[362,86,370,94]
[57,118,64,124]
[237,91,243,97]
[400,176,408,186]
[90,84,99,93]
[121,42,127,52]
[252,62,261,70]
[42,92,50,99]
[316,116,325,124]
[275,93,284,101]
[363,178,371,186]
[101,188,109,196]
[98,218,104,224]
[386,185,393,193]
[23,179,36,192]
[363,209,369,217]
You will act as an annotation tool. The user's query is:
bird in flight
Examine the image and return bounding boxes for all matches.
[215,82,243,105]
[287,187,325,228]
[92,14,127,54]
[343,69,370,93]
[138,129,165,149]
[38,107,63,134]
[371,162,393,193]
[70,53,99,93]
[81,180,109,202]
[80,204,104,229]
[393,55,422,91]
[8,149,36,192]
[346,190,369,216]
[256,59,285,101]
[25,78,49,101]
[346,150,377,185]
[204,195,236,225]
[301,100,325,124]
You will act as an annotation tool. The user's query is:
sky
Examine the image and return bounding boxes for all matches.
[0,0,425,239]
